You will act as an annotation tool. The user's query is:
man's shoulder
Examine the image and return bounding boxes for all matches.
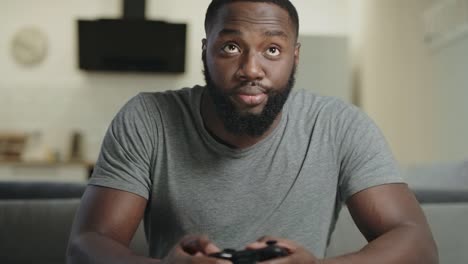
[113,86,203,125]
[138,85,203,103]
[288,89,358,118]
[133,85,204,112]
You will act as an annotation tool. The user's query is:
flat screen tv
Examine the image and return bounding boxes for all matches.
[78,19,186,73]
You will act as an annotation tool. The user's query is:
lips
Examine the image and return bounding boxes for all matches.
[236,93,267,106]
[232,85,268,106]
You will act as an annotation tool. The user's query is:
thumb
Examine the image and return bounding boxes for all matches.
[180,235,221,255]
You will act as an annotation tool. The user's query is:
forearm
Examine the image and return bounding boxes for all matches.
[67,232,160,264]
[322,223,438,264]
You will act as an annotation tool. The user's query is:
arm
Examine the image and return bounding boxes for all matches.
[252,183,438,264]
[66,185,159,264]
[67,185,226,264]
[323,183,438,264]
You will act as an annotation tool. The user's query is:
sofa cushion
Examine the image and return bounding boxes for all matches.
[0,182,86,199]
[0,199,81,264]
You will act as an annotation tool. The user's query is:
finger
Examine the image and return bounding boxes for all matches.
[257,236,287,247]
[180,235,221,255]
[204,243,221,255]
[245,241,268,250]
[247,236,296,254]
[259,257,290,264]
[261,246,318,264]
[247,236,282,249]
[258,250,300,264]
[192,255,232,264]
[196,235,221,255]
[247,236,280,248]
[180,235,206,255]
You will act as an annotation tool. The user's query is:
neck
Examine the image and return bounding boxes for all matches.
[200,87,282,149]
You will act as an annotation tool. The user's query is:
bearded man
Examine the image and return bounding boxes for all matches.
[67,1,438,263]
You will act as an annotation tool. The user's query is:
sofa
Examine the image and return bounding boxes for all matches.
[1,160,467,264]
[0,182,146,264]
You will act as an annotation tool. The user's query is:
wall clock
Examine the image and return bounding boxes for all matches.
[11,27,48,66]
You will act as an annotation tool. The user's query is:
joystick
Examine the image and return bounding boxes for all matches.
[209,240,289,264]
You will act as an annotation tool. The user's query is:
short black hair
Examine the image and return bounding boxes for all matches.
[204,0,299,38]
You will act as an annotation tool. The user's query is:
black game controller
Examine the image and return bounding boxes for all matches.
[209,240,289,264]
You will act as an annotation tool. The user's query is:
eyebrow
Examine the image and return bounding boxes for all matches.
[218,28,289,40]
[218,28,242,36]
[264,30,289,39]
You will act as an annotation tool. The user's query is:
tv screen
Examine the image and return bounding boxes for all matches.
[78,19,186,73]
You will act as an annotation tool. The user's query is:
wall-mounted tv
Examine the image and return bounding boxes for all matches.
[78,19,186,73]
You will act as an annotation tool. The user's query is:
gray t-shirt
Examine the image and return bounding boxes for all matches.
[89,85,403,258]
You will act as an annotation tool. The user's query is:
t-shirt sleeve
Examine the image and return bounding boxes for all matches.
[88,94,156,199]
[336,103,404,202]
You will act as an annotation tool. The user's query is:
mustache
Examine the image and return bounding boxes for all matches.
[231,80,271,95]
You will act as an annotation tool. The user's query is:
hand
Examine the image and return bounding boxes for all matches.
[161,235,230,264]
[246,236,322,264]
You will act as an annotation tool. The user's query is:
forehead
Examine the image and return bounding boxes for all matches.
[209,2,295,39]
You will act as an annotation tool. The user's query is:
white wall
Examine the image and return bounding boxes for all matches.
[295,36,351,102]
[431,33,468,162]
[356,0,468,165]
[357,0,437,165]
[0,0,350,161]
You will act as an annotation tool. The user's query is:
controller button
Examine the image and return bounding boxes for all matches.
[219,252,233,258]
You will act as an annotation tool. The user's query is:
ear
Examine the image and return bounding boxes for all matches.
[294,42,301,67]
[202,38,207,50]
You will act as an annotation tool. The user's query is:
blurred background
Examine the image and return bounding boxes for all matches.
[0,0,467,263]
[1,0,467,171]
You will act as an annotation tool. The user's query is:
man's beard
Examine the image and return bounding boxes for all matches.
[202,52,296,138]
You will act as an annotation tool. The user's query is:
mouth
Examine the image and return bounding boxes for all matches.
[235,93,267,106]
[232,85,268,107]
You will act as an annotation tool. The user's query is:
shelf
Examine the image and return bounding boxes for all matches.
[0,161,94,183]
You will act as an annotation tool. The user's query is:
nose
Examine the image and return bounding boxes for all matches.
[236,52,265,81]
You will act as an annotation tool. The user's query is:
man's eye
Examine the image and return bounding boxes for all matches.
[222,44,240,54]
[266,47,280,56]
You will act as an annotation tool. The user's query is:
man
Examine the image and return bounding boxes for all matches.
[67,0,438,263]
